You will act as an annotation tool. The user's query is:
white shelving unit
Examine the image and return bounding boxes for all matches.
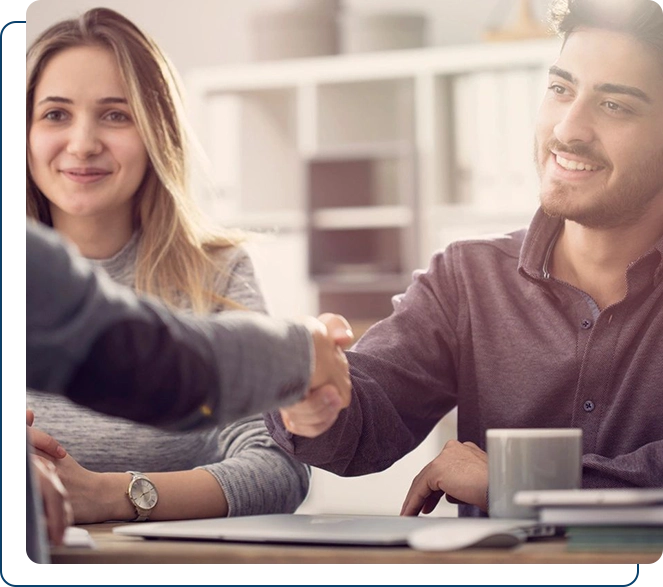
[187,38,559,321]
[186,38,560,515]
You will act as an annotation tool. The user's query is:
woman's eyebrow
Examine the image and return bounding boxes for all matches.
[36,96,128,106]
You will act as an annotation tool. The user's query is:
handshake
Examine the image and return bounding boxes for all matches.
[284,313,355,438]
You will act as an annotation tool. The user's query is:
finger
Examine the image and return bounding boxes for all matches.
[281,412,337,438]
[445,494,470,506]
[281,386,341,421]
[318,313,354,349]
[421,491,444,514]
[26,409,35,427]
[28,427,67,459]
[280,386,343,437]
[401,472,440,517]
[33,449,57,463]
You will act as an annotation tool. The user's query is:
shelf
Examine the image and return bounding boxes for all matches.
[308,157,412,210]
[213,210,308,232]
[314,273,411,292]
[187,37,558,324]
[310,227,407,277]
[307,141,412,161]
[186,39,559,91]
[312,206,413,230]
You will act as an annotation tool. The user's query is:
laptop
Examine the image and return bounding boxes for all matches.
[113,514,542,550]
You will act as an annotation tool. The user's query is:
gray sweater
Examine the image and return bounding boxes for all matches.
[28,231,310,516]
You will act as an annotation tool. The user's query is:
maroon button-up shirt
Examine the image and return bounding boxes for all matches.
[266,208,663,514]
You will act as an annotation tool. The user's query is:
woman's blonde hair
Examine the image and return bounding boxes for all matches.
[27,7,240,313]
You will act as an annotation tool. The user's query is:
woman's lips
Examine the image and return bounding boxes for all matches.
[60,168,111,184]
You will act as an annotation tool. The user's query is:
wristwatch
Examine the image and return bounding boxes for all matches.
[126,471,158,521]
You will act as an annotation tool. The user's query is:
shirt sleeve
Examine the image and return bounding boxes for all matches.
[582,441,663,487]
[200,246,311,514]
[199,416,310,515]
[265,252,460,476]
[27,222,312,430]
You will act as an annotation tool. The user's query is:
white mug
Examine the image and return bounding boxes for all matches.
[487,428,582,519]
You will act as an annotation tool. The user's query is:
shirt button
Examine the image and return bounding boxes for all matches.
[583,400,595,412]
[581,319,593,329]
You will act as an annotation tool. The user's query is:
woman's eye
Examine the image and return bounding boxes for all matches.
[548,84,567,95]
[105,111,130,123]
[44,110,68,122]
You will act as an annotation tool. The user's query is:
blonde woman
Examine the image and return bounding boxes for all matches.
[26,7,310,523]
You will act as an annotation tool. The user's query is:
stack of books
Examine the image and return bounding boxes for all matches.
[566,526,663,553]
[537,501,663,526]
[513,488,663,553]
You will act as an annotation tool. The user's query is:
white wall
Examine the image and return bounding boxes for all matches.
[27,0,550,76]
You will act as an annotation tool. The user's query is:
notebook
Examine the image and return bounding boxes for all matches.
[514,489,663,527]
[113,514,541,550]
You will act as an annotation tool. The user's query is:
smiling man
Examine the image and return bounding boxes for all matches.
[266,0,663,517]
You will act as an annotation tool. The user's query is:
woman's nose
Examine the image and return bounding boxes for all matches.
[65,119,103,159]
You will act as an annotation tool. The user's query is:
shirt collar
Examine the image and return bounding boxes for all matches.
[518,208,562,282]
[518,208,663,287]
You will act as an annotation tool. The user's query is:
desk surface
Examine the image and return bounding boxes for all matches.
[51,523,662,564]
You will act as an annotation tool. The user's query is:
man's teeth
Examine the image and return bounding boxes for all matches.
[556,155,599,172]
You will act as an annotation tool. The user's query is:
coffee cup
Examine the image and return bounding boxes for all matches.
[486,428,582,519]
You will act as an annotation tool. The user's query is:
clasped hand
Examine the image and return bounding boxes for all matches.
[280,313,354,438]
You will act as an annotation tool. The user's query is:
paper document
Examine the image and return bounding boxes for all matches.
[63,527,96,548]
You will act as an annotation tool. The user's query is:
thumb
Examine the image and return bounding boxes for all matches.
[318,313,354,348]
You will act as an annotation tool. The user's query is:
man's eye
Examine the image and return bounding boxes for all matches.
[548,84,566,95]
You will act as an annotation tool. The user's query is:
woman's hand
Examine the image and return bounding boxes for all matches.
[35,452,118,524]
[26,409,67,460]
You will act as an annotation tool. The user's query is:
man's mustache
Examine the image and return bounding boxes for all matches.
[545,139,609,168]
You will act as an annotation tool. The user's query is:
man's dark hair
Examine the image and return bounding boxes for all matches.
[549,0,663,63]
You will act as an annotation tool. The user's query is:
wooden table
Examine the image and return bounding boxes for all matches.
[51,523,662,564]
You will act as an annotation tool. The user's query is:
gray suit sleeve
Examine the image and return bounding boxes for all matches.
[26,222,312,430]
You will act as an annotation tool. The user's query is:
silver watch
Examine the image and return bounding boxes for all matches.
[126,471,158,522]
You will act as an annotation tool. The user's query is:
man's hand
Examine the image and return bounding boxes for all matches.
[280,313,354,438]
[400,440,488,516]
[31,456,73,545]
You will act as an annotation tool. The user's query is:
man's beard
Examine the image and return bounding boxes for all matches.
[535,138,663,230]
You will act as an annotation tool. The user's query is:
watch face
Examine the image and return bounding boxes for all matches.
[129,478,158,510]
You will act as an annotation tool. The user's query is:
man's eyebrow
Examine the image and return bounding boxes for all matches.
[595,83,651,104]
[549,66,575,84]
[549,65,652,105]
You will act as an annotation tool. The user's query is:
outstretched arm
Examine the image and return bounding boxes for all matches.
[27,222,348,430]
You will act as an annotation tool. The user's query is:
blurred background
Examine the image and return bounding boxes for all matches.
[28,0,560,517]
[28,0,552,69]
